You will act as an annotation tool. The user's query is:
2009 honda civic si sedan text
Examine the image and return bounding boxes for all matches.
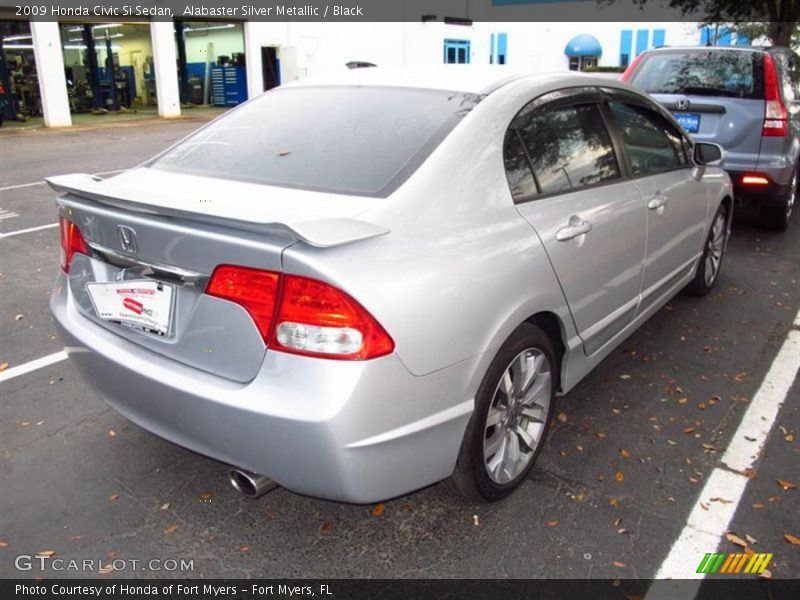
[49,68,733,503]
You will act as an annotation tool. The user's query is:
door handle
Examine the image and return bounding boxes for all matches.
[555,216,593,242]
[648,192,669,211]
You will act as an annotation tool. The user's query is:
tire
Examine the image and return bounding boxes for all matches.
[759,167,797,232]
[685,203,729,297]
[446,323,556,502]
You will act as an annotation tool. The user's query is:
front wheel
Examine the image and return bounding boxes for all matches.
[685,203,729,297]
[446,323,556,502]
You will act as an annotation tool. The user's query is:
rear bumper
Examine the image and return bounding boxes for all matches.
[728,171,792,206]
[51,273,477,503]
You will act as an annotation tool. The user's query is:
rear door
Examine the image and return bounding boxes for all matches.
[629,49,765,172]
[508,88,647,356]
[602,90,708,307]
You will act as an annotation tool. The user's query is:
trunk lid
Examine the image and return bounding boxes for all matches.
[51,168,388,382]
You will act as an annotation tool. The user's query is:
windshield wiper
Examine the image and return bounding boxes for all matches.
[676,86,744,98]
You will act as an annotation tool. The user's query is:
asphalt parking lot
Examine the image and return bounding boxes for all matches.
[1,119,798,582]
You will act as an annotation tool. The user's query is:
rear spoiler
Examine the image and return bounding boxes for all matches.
[46,173,390,249]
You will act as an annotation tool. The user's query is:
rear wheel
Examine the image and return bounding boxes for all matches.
[760,167,797,231]
[447,323,556,501]
[685,203,728,297]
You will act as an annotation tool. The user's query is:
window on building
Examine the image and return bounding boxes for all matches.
[444,39,470,64]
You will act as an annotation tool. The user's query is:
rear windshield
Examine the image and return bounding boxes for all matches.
[630,50,763,99]
[149,86,481,197]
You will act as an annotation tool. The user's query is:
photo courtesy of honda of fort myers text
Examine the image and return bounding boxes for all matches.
[0,0,799,598]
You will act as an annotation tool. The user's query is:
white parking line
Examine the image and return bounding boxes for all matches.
[0,208,20,220]
[0,168,126,193]
[0,351,68,384]
[0,223,59,239]
[648,313,800,593]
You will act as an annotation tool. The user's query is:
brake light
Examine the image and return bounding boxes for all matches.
[206,265,280,339]
[59,216,89,273]
[763,53,788,137]
[620,52,646,82]
[205,267,394,360]
[271,275,394,360]
[741,174,771,186]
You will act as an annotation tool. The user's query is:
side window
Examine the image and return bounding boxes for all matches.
[503,131,537,201]
[514,103,620,195]
[608,102,688,176]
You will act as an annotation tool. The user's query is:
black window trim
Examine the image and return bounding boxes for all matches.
[504,86,626,205]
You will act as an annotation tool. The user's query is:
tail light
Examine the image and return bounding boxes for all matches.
[205,267,394,360]
[620,52,646,82]
[763,53,788,137]
[59,216,89,273]
[206,266,280,339]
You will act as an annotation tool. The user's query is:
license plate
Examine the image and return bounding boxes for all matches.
[86,280,174,336]
[673,112,701,134]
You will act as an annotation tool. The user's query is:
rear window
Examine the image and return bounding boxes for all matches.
[630,50,763,99]
[149,86,480,197]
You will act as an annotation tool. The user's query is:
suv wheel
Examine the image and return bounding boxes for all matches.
[760,167,797,231]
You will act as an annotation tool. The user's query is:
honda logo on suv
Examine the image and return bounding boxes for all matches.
[675,98,691,111]
[117,225,138,254]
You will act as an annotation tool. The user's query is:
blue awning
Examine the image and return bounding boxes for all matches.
[564,34,602,57]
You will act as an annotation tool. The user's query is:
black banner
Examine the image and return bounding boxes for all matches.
[4,579,800,600]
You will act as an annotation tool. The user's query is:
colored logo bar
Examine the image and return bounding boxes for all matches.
[696,552,773,574]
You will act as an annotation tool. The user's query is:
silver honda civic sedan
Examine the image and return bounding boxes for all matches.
[49,68,732,503]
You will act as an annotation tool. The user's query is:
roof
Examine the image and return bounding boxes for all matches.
[284,65,538,94]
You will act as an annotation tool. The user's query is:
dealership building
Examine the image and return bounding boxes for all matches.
[0,2,742,128]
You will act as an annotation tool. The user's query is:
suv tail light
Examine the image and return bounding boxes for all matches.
[59,216,89,273]
[205,267,394,360]
[620,52,645,82]
[763,53,788,137]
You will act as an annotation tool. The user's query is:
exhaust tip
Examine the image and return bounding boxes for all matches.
[228,468,277,499]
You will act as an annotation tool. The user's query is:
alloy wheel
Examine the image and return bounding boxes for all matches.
[704,211,727,287]
[483,347,552,484]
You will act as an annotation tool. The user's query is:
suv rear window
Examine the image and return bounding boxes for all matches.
[629,50,763,99]
[149,86,480,197]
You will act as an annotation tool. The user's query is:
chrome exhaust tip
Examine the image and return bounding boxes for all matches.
[228,468,278,499]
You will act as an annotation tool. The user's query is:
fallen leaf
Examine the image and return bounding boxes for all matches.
[595,432,608,440]
[35,550,55,557]
[619,374,631,380]
[276,149,293,157]
[612,561,626,568]
[199,492,213,501]
[0,362,8,372]
[777,479,796,490]
[108,430,116,438]
[14,314,23,321]
[609,497,619,507]
[264,511,277,521]
[745,534,758,545]
[785,534,800,545]
[683,427,696,434]
[752,503,766,509]
[677,397,689,405]
[320,522,333,533]
[371,503,385,517]
[0,541,8,548]
[557,412,568,423]
[786,434,795,442]
[472,515,480,527]
[160,503,170,511]
[546,520,559,527]
[697,402,707,411]
[108,494,120,503]
[710,497,733,504]
[559,450,568,457]
[619,449,630,458]
[614,471,625,483]
[699,502,709,511]
[733,372,747,383]
[725,532,748,548]
[759,569,772,579]
[239,544,252,552]
[163,525,179,535]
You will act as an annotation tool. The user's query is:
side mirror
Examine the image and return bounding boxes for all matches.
[693,142,726,167]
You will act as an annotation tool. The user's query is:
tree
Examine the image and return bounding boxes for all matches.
[609,1,799,47]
